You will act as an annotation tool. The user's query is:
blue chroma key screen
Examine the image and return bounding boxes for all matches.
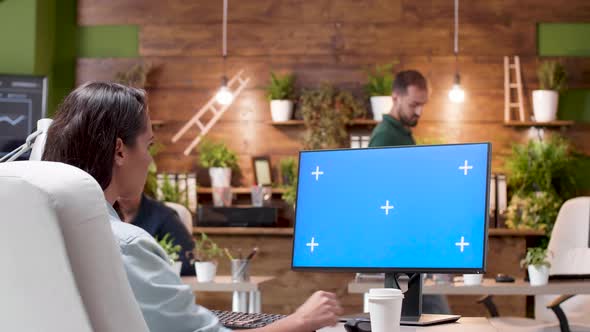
[292,143,491,272]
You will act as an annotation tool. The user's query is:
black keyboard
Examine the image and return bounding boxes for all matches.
[212,310,287,329]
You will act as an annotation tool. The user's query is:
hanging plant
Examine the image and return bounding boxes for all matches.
[299,84,365,150]
[115,62,153,88]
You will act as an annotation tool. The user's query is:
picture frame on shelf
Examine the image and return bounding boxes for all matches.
[252,156,272,186]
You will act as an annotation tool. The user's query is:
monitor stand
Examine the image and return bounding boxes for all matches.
[342,273,461,326]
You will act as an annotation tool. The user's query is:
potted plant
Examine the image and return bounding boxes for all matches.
[267,72,296,122]
[365,63,395,121]
[188,233,224,282]
[532,61,566,122]
[506,137,578,198]
[157,233,183,275]
[506,191,562,235]
[520,247,552,286]
[279,157,297,186]
[115,62,153,88]
[504,137,581,234]
[300,84,366,150]
[199,139,238,187]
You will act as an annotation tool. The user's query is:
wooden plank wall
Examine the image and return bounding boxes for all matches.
[77,0,590,316]
[77,0,590,186]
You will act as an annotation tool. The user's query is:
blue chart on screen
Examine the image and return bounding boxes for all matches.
[292,143,490,271]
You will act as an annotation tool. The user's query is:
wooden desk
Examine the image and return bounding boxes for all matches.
[319,317,495,332]
[349,278,590,314]
[348,278,590,295]
[182,276,275,313]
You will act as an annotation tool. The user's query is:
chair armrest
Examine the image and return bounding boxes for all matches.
[546,294,576,332]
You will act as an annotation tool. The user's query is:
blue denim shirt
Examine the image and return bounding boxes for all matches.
[106,203,231,332]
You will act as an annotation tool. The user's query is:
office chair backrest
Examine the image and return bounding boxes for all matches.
[0,161,149,332]
[0,164,93,331]
[535,196,590,322]
[164,201,194,233]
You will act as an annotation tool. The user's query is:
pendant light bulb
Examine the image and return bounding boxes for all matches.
[448,73,465,104]
[215,76,234,105]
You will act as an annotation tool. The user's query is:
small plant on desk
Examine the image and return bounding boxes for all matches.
[157,233,182,275]
[188,233,224,282]
[520,247,552,286]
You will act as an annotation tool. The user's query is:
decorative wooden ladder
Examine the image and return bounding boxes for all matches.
[504,56,527,123]
[171,69,250,156]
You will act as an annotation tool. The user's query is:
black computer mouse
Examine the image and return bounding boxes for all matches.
[344,318,371,332]
[495,273,515,283]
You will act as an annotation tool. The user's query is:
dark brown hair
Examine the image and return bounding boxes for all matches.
[392,70,428,95]
[43,82,147,190]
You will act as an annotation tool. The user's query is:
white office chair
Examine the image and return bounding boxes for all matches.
[486,197,590,332]
[164,201,194,233]
[0,161,149,332]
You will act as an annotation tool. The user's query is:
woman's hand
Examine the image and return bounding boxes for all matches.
[291,290,343,331]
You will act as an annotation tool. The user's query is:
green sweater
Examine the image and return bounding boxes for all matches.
[368,114,415,147]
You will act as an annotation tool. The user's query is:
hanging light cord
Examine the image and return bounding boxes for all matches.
[222,0,228,81]
[453,0,460,81]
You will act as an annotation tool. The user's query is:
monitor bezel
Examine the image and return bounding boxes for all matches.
[291,142,491,274]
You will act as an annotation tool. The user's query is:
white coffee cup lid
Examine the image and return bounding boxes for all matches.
[368,288,404,298]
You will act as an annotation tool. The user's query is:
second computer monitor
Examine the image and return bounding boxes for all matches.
[292,143,491,273]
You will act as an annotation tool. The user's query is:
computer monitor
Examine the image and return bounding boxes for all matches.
[0,74,47,159]
[291,143,491,325]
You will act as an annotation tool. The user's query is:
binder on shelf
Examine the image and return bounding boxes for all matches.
[496,173,508,228]
[166,173,177,193]
[156,173,165,201]
[187,173,198,214]
[360,136,370,148]
[489,174,497,228]
[350,135,361,149]
[177,173,188,206]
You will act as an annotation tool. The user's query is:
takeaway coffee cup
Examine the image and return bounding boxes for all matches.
[368,288,404,332]
[463,273,483,286]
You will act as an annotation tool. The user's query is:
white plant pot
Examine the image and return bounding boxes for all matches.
[270,100,294,122]
[195,261,217,282]
[532,90,559,122]
[370,96,393,121]
[209,167,232,188]
[172,261,182,276]
[528,265,549,286]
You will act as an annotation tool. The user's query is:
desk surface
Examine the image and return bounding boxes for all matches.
[182,276,275,292]
[349,278,590,295]
[319,317,494,332]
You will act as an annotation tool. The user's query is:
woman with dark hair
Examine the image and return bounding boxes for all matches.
[43,82,342,332]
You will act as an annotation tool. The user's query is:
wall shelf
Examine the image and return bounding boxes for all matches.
[488,228,545,236]
[269,119,379,126]
[503,120,574,128]
[193,227,294,236]
[151,119,165,127]
[197,187,286,195]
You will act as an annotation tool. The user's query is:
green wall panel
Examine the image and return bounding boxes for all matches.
[559,89,590,123]
[50,0,77,116]
[538,23,590,56]
[0,0,37,74]
[78,25,139,58]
